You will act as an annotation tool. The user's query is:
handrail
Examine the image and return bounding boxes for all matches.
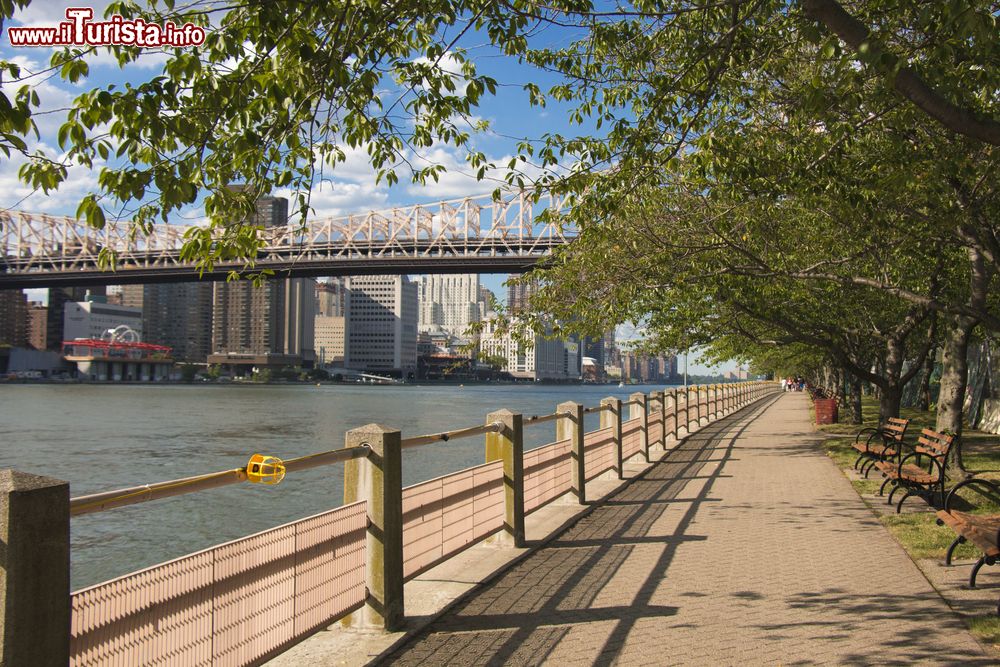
[69,389,731,517]
[401,421,504,448]
[525,410,571,426]
[70,445,371,517]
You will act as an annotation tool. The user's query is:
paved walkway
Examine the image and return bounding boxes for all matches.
[378,393,992,665]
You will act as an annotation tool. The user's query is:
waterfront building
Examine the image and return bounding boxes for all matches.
[46,286,106,349]
[416,274,486,337]
[478,317,577,381]
[344,275,418,376]
[63,339,173,381]
[63,300,143,341]
[208,195,316,370]
[0,289,28,347]
[315,315,346,365]
[27,301,47,350]
[121,282,213,362]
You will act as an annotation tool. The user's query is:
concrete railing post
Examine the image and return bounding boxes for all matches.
[485,409,525,548]
[557,401,586,504]
[678,388,688,437]
[343,424,404,631]
[664,389,677,443]
[630,392,649,462]
[1,470,70,667]
[658,390,668,449]
[601,397,623,480]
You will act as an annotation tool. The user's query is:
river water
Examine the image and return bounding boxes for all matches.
[0,382,675,589]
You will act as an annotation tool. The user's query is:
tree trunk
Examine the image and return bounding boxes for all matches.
[849,375,863,424]
[878,339,906,421]
[834,366,847,408]
[916,345,935,411]
[936,315,977,472]
[879,383,902,421]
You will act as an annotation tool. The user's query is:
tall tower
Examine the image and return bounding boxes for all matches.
[416,274,484,338]
[121,282,214,362]
[344,275,417,375]
[209,194,316,368]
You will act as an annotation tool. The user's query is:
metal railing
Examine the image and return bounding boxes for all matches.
[1,381,779,667]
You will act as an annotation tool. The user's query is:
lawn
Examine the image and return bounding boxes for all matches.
[817,397,1000,649]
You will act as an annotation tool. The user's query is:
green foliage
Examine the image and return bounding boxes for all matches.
[179,363,198,383]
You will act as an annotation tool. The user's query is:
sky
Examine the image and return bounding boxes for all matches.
[1,1,735,375]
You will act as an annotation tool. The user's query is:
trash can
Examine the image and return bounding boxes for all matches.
[814,398,839,425]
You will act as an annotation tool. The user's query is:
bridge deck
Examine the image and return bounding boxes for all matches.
[375,393,989,665]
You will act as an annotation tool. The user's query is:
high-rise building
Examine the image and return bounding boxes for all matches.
[46,286,106,349]
[416,274,485,337]
[344,275,417,375]
[27,302,47,350]
[121,282,213,362]
[208,195,316,369]
[506,279,537,314]
[478,317,578,381]
[0,290,28,347]
[315,316,346,365]
[316,279,348,317]
[63,300,143,341]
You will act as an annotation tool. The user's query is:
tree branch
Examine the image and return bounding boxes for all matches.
[800,0,1000,146]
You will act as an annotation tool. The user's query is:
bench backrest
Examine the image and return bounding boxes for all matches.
[883,417,910,442]
[915,428,954,461]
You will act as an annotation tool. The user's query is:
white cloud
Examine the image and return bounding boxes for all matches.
[0,142,104,214]
[276,180,390,221]
[1,57,78,139]
[411,52,473,97]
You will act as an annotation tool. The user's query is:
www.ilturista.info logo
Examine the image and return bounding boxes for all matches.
[6,7,206,47]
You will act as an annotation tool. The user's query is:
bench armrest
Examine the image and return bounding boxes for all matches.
[854,427,882,445]
[944,478,1000,513]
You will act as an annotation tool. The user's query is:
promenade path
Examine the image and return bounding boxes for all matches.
[377,393,992,665]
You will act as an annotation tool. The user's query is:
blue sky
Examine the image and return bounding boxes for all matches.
[2,2,735,374]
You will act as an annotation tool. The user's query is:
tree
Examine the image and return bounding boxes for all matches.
[179,363,198,383]
[4,1,997,271]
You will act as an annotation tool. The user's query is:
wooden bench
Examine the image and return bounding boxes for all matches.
[874,428,954,513]
[852,417,910,478]
[935,478,1000,613]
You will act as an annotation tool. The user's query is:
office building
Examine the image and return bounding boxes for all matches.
[27,302,47,350]
[46,286,106,349]
[316,279,348,317]
[208,195,316,369]
[0,290,28,347]
[507,279,538,314]
[63,300,143,341]
[315,316,346,365]
[121,282,213,362]
[344,275,418,376]
[478,317,577,381]
[416,274,486,337]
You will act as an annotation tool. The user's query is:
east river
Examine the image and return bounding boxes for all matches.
[0,381,676,589]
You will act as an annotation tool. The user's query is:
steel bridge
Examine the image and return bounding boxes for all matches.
[0,190,574,289]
